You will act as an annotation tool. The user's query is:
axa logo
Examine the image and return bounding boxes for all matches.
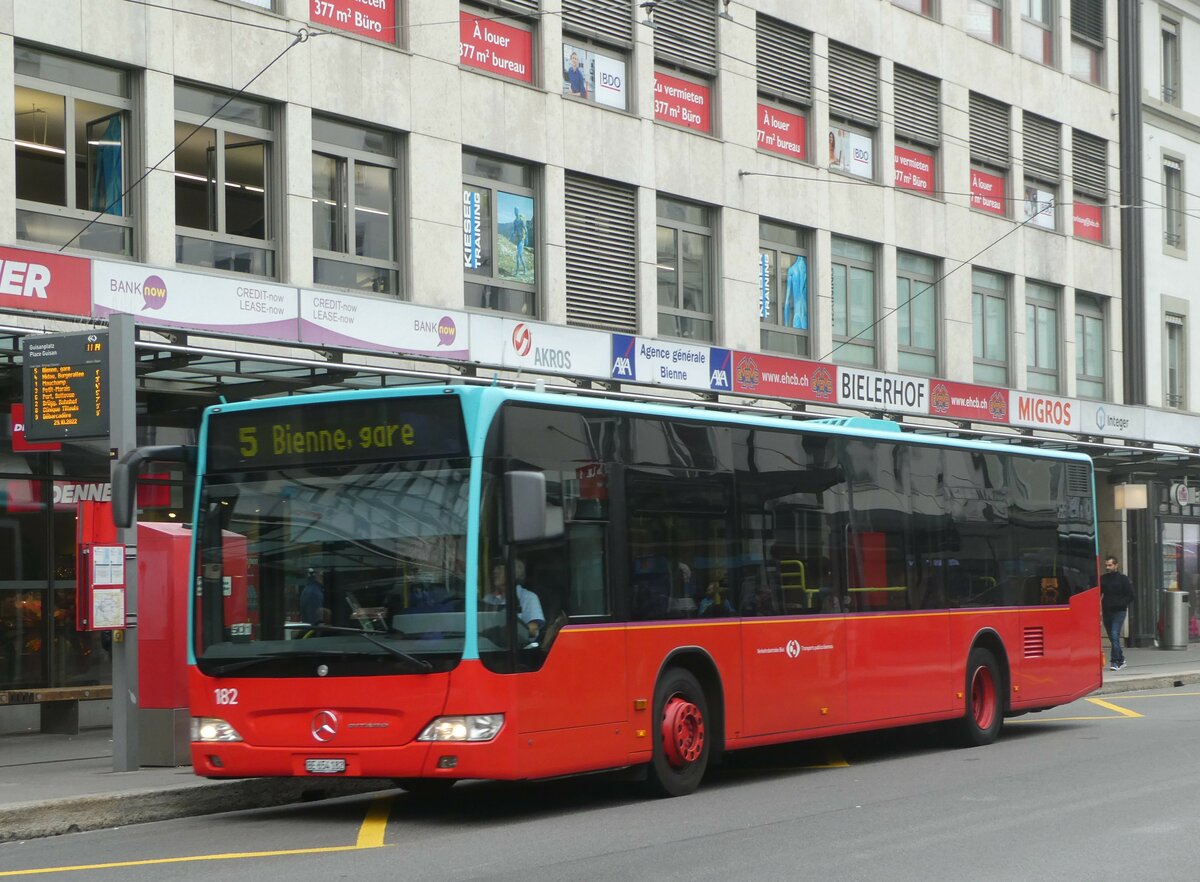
[611,334,636,380]
[512,322,532,356]
[311,710,339,743]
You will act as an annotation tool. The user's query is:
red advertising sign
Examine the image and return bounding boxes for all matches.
[1073,202,1103,242]
[756,104,806,160]
[11,404,61,452]
[0,246,90,317]
[895,146,935,194]
[653,72,711,133]
[730,352,837,403]
[459,11,533,84]
[310,0,395,43]
[970,168,1006,216]
[928,380,1009,423]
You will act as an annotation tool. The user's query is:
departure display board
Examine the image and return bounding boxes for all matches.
[206,394,468,472]
[22,331,110,441]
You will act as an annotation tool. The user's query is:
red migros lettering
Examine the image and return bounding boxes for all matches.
[1018,396,1072,425]
[0,260,51,298]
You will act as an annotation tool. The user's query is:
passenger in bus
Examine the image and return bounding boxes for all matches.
[485,560,545,645]
[299,568,329,625]
[698,577,735,617]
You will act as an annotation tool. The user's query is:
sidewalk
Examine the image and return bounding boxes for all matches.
[2,643,1198,843]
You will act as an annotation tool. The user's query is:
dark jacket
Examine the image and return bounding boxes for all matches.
[1100,571,1135,613]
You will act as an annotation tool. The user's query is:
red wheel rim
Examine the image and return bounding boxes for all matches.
[969,665,996,731]
[661,695,705,768]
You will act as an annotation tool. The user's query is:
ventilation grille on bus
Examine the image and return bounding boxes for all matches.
[1024,627,1046,658]
[1066,464,1091,496]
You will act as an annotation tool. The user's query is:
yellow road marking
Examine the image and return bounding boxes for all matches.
[356,795,393,848]
[0,797,394,878]
[1086,697,1143,717]
[0,846,377,877]
[1008,695,1144,724]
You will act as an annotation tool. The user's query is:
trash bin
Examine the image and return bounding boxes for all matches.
[1162,590,1189,650]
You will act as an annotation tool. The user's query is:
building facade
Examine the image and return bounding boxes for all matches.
[1,0,1197,702]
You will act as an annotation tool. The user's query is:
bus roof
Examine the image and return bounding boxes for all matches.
[202,383,1093,466]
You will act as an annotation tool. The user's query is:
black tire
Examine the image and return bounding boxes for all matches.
[393,777,456,797]
[952,647,1003,747]
[644,668,710,798]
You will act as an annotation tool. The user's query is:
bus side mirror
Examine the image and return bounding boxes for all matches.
[111,445,196,529]
[505,471,561,543]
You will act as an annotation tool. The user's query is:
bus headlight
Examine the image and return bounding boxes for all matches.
[191,717,244,742]
[417,714,504,742]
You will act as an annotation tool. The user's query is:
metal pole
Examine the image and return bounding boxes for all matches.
[109,313,139,771]
[1118,0,1145,405]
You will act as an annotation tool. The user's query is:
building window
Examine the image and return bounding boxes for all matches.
[973,269,1008,384]
[893,66,939,196]
[460,4,535,85]
[652,0,717,134]
[311,117,400,296]
[1021,0,1055,67]
[1022,113,1060,231]
[756,15,812,162]
[1070,0,1104,84]
[897,252,938,375]
[759,220,811,357]
[1166,314,1186,409]
[1025,281,1060,393]
[828,42,879,180]
[565,173,637,333]
[13,46,133,256]
[893,0,935,18]
[1072,129,1106,242]
[562,0,632,110]
[966,0,1004,45]
[831,236,876,367]
[174,84,274,276]
[1164,157,1185,253]
[969,93,1010,217]
[1162,19,1180,105]
[463,151,537,317]
[657,196,714,341]
[1074,292,1105,399]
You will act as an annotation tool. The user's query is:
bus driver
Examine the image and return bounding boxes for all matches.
[485,560,545,646]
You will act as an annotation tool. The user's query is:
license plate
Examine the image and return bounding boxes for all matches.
[304,758,346,774]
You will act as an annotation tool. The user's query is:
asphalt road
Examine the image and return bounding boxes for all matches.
[3,687,1200,881]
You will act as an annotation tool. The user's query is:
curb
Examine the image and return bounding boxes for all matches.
[0,777,394,843]
[1096,671,1200,695]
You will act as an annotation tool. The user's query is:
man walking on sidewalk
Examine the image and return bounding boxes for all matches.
[1101,555,1135,671]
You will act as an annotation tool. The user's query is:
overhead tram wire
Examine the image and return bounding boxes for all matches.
[57,26,315,253]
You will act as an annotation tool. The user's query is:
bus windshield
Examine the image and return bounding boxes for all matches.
[193,395,471,677]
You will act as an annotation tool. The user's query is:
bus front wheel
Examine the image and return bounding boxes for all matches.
[952,647,1003,747]
[645,668,710,798]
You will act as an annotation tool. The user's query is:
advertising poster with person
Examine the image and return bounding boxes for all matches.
[497,191,535,285]
[563,43,627,109]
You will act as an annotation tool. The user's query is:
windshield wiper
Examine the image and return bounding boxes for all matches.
[206,648,343,676]
[283,623,433,672]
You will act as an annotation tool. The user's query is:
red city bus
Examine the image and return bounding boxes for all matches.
[115,385,1102,797]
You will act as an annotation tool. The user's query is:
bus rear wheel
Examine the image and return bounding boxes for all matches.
[952,647,1003,747]
[644,668,710,798]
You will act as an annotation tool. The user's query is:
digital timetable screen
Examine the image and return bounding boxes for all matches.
[22,331,110,441]
[206,395,469,471]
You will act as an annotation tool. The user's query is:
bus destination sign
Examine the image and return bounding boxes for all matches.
[22,331,110,441]
[206,395,469,471]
